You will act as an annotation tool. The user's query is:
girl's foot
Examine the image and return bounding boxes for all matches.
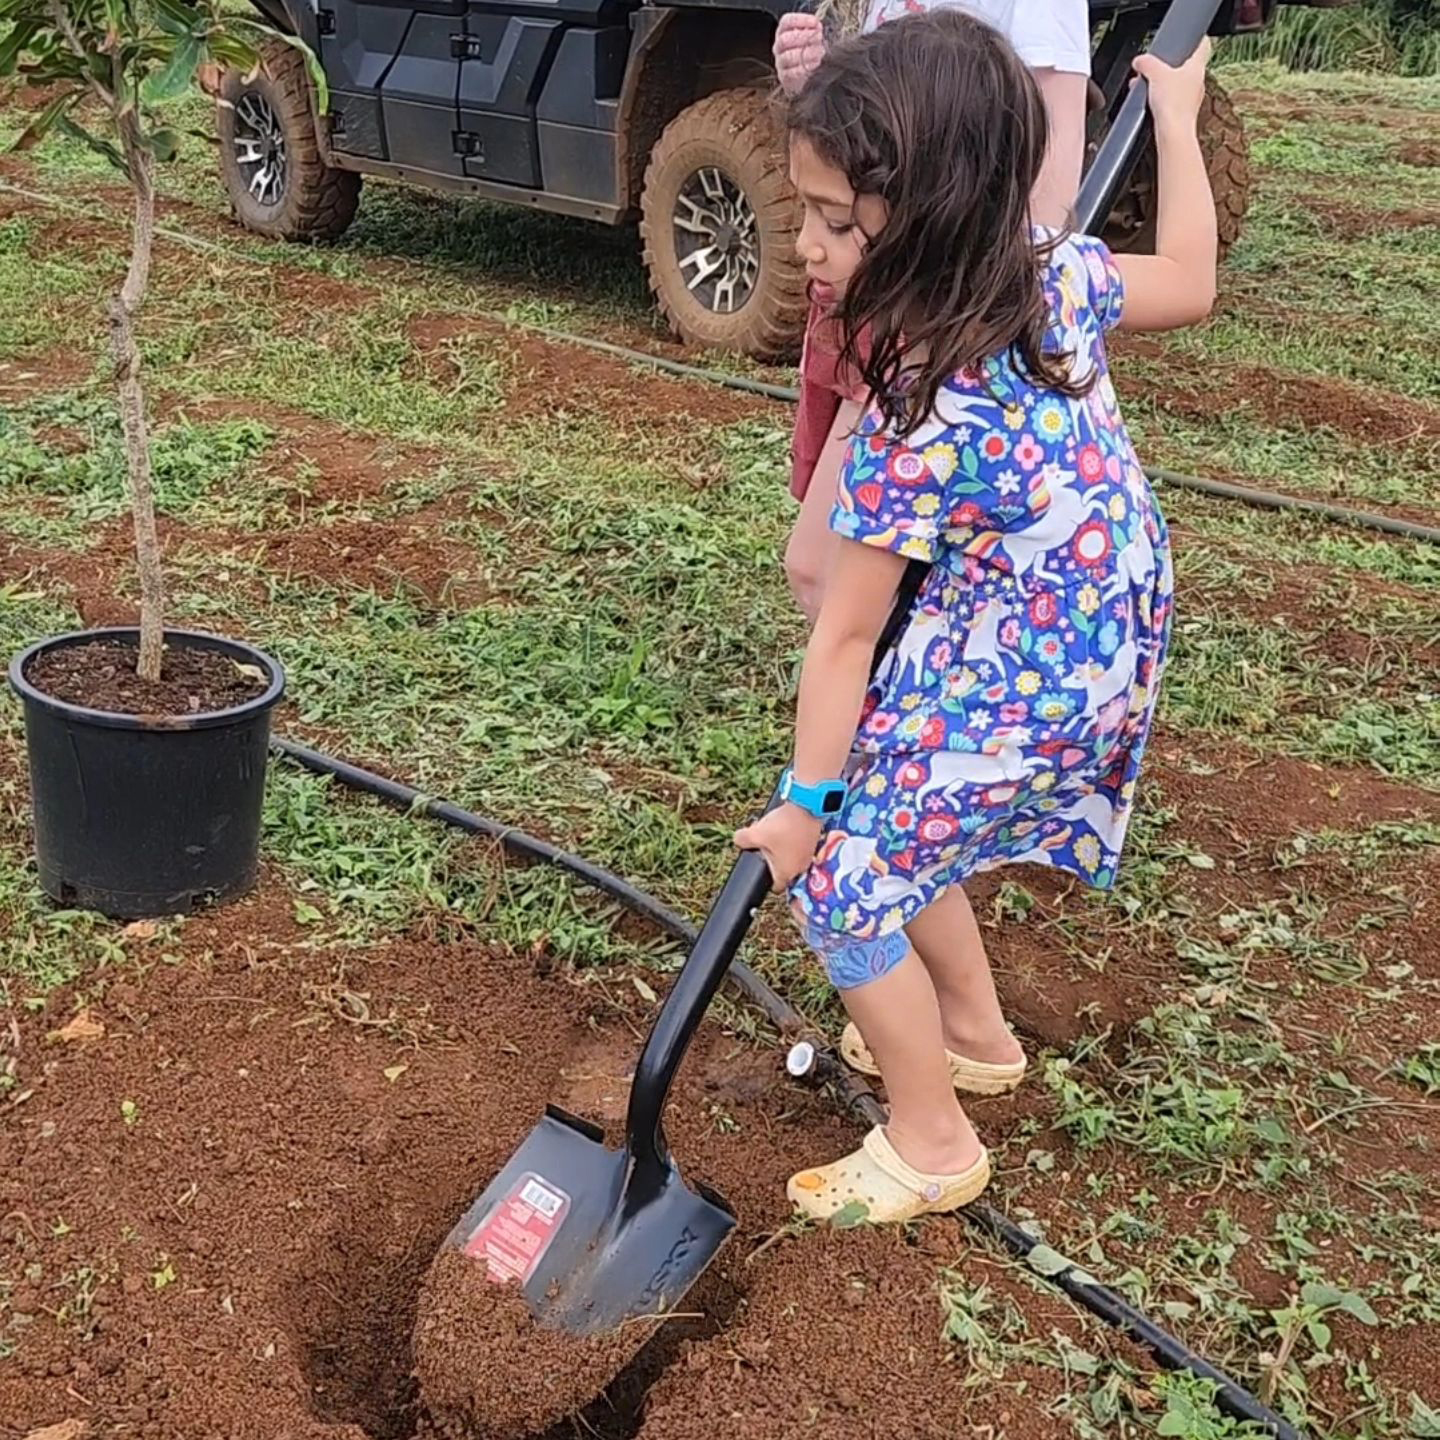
[787,1125,990,1223]
[840,1021,1026,1095]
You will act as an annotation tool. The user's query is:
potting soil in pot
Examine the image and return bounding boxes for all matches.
[413,1247,645,1436]
[25,639,267,715]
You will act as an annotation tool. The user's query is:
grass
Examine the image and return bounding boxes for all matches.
[1220,5,1440,79]
[0,64,1439,1440]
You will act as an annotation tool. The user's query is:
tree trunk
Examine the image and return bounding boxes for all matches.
[110,114,165,681]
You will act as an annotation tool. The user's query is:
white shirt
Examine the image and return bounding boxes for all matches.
[863,0,1091,75]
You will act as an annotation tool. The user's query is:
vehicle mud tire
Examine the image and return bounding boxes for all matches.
[217,40,360,242]
[1103,75,1250,259]
[641,88,808,361]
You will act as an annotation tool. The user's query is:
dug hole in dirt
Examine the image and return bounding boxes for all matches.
[0,869,1115,1440]
[411,1251,649,1438]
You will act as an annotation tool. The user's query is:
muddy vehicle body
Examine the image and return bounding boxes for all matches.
[220,0,1307,357]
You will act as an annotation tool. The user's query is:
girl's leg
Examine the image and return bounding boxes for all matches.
[905,887,1025,1066]
[785,398,862,624]
[1030,66,1089,229]
[837,947,983,1175]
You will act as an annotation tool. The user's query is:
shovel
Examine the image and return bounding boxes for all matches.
[443,845,766,1333]
[442,558,929,1335]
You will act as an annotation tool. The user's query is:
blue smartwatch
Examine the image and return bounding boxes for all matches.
[779,768,847,819]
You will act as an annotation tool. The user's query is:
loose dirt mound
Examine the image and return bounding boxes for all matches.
[1398,140,1439,169]
[413,1252,644,1437]
[4,743,1439,1438]
[0,869,1082,1440]
[1131,353,1440,452]
[1304,198,1440,240]
[233,509,490,608]
[173,398,455,507]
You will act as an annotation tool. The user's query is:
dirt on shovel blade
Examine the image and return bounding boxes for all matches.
[413,1247,645,1436]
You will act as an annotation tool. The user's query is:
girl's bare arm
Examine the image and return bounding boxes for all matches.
[1113,40,1219,331]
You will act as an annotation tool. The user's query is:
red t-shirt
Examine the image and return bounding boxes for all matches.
[790,287,872,500]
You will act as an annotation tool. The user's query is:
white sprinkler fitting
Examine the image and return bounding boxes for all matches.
[785,1041,816,1078]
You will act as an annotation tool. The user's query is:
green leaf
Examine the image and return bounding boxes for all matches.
[830,1199,870,1229]
[9,86,79,152]
[151,0,201,37]
[141,32,204,105]
[145,125,181,162]
[1337,1291,1379,1326]
[1410,1393,1440,1438]
[0,20,39,77]
[1024,1243,1072,1278]
[55,114,127,172]
[207,32,259,74]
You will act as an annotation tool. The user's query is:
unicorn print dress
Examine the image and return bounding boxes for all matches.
[791,233,1174,961]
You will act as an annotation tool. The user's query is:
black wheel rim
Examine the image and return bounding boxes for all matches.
[231,91,288,208]
[672,166,759,315]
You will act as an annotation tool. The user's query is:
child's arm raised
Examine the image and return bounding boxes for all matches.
[774,12,827,96]
[1111,39,1219,332]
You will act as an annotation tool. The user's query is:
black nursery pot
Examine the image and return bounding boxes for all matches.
[9,628,285,920]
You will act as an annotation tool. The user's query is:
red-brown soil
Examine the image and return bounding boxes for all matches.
[2,496,489,620]
[1302,197,1440,241]
[0,871,1109,1440]
[1397,141,1440,169]
[169,398,457,508]
[1118,349,1440,452]
[413,1251,649,1437]
[1,535,142,630]
[406,315,782,439]
[221,507,491,609]
[0,350,96,404]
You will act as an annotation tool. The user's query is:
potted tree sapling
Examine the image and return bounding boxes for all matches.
[2,2,317,917]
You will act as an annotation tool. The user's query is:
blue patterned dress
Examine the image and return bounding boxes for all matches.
[791,233,1173,961]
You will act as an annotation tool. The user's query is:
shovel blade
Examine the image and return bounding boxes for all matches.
[447,1106,735,1336]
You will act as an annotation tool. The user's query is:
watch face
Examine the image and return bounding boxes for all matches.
[821,788,845,816]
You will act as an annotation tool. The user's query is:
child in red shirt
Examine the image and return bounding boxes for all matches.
[776,0,1091,620]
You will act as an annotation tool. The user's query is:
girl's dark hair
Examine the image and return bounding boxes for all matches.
[788,9,1087,435]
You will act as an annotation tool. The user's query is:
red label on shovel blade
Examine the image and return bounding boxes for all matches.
[462,1173,572,1285]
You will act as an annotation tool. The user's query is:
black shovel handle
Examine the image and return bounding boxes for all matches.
[624,560,929,1185]
[1074,0,1224,236]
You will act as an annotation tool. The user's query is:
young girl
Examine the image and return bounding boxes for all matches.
[737,12,1216,1221]
[775,0,1094,623]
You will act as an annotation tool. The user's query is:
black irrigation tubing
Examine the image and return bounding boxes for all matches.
[535,325,1440,550]
[272,734,1301,1440]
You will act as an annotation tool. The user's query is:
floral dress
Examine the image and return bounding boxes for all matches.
[791,233,1173,954]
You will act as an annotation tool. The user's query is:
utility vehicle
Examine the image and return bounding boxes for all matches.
[217,0,1319,357]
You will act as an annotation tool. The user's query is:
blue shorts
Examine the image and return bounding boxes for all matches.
[799,920,910,991]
